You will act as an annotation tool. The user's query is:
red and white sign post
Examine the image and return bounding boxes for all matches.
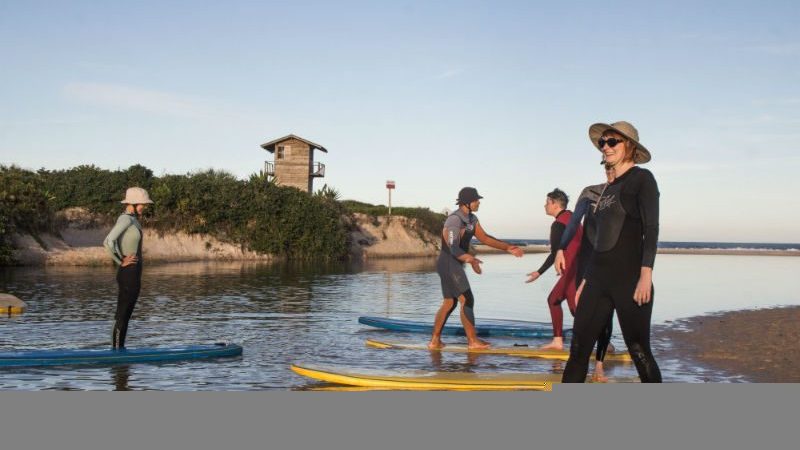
[386,180,395,216]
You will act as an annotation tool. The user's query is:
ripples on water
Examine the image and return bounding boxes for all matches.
[1,254,798,389]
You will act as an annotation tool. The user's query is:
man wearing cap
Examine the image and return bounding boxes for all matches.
[429,187,525,350]
[562,121,662,383]
[103,187,153,349]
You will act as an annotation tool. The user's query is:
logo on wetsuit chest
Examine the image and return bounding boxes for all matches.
[597,194,617,211]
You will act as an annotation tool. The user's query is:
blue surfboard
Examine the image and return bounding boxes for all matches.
[0,343,243,367]
[358,316,567,338]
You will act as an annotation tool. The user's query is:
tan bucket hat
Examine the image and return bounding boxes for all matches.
[588,121,651,164]
[120,187,154,205]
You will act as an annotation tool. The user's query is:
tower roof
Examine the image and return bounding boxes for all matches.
[260,134,328,153]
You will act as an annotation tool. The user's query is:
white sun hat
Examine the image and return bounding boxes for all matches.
[120,187,154,204]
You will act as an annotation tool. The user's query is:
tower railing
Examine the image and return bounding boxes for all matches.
[311,162,325,177]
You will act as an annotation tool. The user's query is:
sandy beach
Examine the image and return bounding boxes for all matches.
[656,248,799,257]
[655,306,800,382]
[473,244,550,254]
[472,244,799,257]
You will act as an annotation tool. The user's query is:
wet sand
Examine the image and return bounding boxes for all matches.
[655,306,800,382]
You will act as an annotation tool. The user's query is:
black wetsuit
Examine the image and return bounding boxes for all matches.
[112,226,143,349]
[562,166,662,382]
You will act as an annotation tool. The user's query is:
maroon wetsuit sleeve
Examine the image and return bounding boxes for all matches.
[638,169,660,268]
[537,221,565,274]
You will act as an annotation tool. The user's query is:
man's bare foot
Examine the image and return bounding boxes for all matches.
[428,339,445,350]
[538,338,564,351]
[467,339,491,350]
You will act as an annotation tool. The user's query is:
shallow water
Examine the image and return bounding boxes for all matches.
[1,253,798,389]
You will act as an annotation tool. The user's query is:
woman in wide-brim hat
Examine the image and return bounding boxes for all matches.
[103,187,153,349]
[561,121,663,383]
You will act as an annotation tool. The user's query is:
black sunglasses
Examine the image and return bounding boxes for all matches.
[598,137,625,148]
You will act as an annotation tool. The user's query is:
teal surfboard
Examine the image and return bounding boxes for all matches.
[358,316,566,338]
[0,343,243,367]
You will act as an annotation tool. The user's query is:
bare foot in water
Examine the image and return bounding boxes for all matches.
[538,338,564,351]
[591,372,610,383]
[467,339,491,350]
[592,362,609,382]
[428,339,445,350]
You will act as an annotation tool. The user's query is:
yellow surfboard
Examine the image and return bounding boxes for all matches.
[291,363,554,391]
[0,293,26,315]
[365,339,633,362]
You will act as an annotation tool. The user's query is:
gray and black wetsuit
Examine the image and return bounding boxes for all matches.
[103,213,144,349]
[562,166,662,383]
[560,183,606,282]
[436,210,478,314]
[560,183,614,362]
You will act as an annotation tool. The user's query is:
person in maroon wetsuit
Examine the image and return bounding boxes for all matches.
[526,188,582,350]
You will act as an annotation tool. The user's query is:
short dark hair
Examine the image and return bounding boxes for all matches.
[547,188,569,208]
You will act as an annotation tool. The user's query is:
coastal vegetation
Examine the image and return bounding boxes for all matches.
[0,165,444,264]
[0,212,13,265]
[340,200,444,240]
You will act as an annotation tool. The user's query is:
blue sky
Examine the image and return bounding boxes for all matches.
[1,1,799,242]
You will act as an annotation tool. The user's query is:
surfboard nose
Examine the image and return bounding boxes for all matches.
[0,293,27,315]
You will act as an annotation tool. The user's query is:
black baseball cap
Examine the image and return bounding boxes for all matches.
[456,187,483,205]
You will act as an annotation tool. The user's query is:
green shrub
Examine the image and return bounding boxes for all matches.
[1,165,350,262]
[0,210,14,265]
[0,165,55,235]
[242,181,348,258]
[39,164,153,218]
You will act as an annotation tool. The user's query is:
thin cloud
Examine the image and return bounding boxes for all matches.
[743,43,800,55]
[656,155,800,174]
[433,68,463,80]
[752,98,800,106]
[0,116,97,128]
[675,32,733,44]
[524,80,565,89]
[654,162,726,173]
[63,82,214,118]
[75,61,139,72]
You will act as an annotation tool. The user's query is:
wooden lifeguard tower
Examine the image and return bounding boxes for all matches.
[260,134,327,192]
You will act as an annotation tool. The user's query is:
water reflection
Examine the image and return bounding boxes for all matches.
[356,257,437,274]
[428,351,490,372]
[111,365,131,391]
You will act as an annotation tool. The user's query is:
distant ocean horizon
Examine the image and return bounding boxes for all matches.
[475,240,800,252]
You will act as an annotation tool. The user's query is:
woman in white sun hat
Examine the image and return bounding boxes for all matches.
[103,187,153,349]
[561,121,662,383]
